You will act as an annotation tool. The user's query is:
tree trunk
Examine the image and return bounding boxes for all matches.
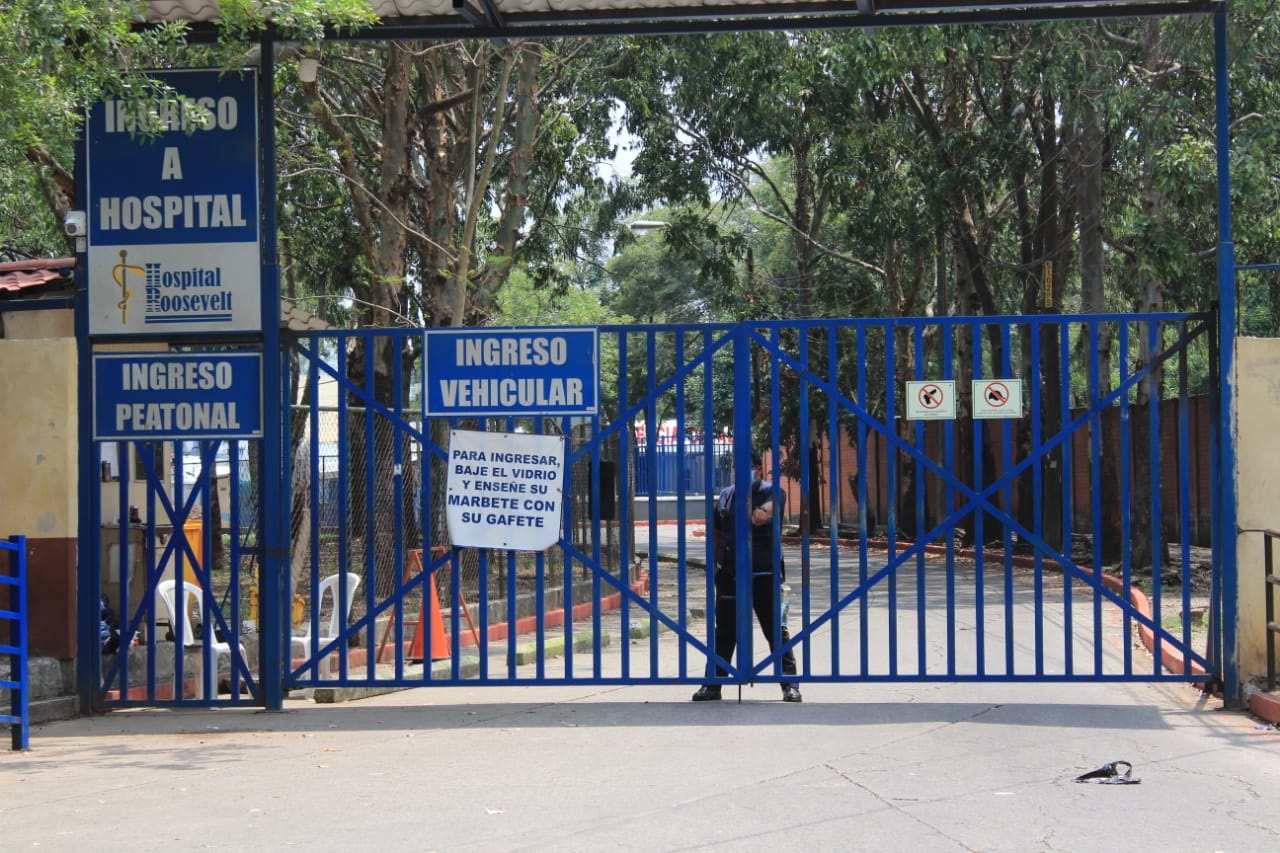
[1075,79,1122,564]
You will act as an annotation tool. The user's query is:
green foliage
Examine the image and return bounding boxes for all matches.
[216,0,378,42]
[0,154,62,259]
[492,268,619,327]
[0,0,379,256]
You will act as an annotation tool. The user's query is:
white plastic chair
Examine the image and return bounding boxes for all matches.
[292,573,362,676]
[155,579,247,700]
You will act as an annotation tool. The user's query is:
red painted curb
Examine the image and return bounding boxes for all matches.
[348,577,649,668]
[1248,690,1280,726]
[104,577,650,698]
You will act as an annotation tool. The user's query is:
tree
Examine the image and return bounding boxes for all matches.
[0,0,377,252]
[275,37,614,590]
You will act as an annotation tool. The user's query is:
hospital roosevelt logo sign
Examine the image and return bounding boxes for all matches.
[111,250,235,327]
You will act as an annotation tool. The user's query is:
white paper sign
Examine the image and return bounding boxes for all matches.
[445,429,566,551]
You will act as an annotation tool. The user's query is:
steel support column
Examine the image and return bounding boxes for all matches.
[1214,1,1240,704]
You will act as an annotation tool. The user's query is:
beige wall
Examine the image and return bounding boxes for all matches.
[0,337,79,656]
[1234,337,1280,684]
[0,338,78,538]
[2,309,75,340]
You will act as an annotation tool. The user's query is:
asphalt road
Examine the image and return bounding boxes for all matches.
[5,652,1280,851]
[6,523,1274,851]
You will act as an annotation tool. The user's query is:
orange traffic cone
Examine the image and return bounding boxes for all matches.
[408,576,450,662]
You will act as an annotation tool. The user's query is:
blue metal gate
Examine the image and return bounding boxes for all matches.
[280,313,1222,691]
[91,311,1223,708]
[93,436,259,707]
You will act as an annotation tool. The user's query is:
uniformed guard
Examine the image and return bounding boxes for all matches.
[693,451,801,702]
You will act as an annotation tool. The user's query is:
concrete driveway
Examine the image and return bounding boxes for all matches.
[5,658,1280,851]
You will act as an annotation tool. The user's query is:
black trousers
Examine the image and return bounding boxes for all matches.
[708,568,797,683]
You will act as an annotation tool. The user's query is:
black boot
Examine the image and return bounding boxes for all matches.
[782,684,802,703]
[692,685,722,701]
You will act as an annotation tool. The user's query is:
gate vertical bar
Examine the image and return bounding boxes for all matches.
[999,322,1015,675]
[796,325,810,678]
[1058,322,1074,676]
[258,36,286,710]
[769,326,785,679]
[1090,321,1106,674]
[857,326,869,675]
[1214,0,1240,702]
[970,322,985,675]
[668,333,686,677]
[382,335,406,680]
[305,344,324,680]
[1177,322,1195,673]
[733,325,754,679]
[1117,323,1134,673]
[942,323,958,676]
[1029,320,1045,674]
[696,327,717,679]
[1147,319,1165,674]
[824,325,839,680]
[613,332,628,681]
[912,324,927,675]
[886,326,899,675]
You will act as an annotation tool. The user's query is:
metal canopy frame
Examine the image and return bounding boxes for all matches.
[101,1,1237,709]
[151,0,1217,38]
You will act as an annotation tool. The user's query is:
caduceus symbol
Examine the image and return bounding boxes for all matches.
[111,250,144,325]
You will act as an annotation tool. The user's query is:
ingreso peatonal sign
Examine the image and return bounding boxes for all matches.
[85,69,261,336]
[423,327,598,417]
[92,352,263,441]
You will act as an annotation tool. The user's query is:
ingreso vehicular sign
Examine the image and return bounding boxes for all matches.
[86,69,261,336]
[423,328,598,417]
[93,352,263,441]
[445,429,565,551]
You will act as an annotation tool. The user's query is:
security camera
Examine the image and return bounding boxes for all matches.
[64,211,86,237]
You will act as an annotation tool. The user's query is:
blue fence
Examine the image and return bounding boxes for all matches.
[1,535,29,750]
[634,435,735,497]
[87,315,1224,711]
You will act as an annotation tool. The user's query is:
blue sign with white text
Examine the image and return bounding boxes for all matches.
[86,69,262,336]
[87,70,258,246]
[424,328,599,417]
[93,352,263,441]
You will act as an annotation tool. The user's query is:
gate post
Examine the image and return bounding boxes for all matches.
[1214,2,1240,705]
[257,35,286,711]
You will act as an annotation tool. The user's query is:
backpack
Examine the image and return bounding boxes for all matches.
[100,596,121,655]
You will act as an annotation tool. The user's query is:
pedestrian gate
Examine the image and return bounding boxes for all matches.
[93,313,1224,708]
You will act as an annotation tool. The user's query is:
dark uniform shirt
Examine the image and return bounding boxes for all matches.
[712,479,786,578]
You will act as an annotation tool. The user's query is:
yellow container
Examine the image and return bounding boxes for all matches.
[178,519,203,584]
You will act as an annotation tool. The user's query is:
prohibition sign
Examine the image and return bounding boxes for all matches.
[972,378,1023,419]
[983,381,1010,407]
[919,383,944,409]
[905,380,956,420]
